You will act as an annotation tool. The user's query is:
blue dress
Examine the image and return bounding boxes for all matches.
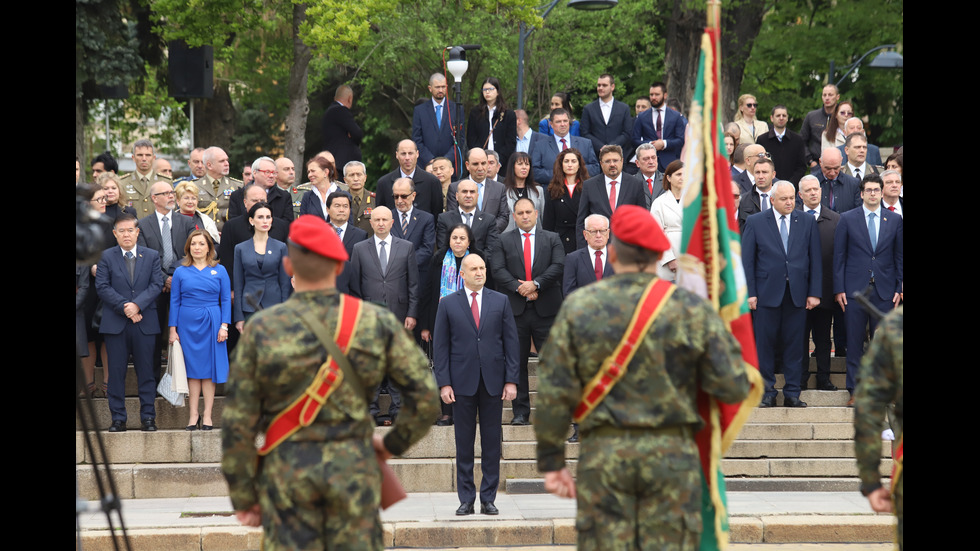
[169,264,232,383]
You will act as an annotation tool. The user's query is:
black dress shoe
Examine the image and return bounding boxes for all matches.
[817,382,838,391]
[759,396,776,408]
[783,397,807,408]
[481,501,499,515]
[141,418,158,432]
[455,502,474,516]
[435,415,454,426]
[108,420,127,432]
[567,424,579,443]
[510,415,529,426]
[201,424,213,431]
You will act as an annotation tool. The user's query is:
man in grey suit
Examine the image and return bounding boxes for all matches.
[634,143,665,207]
[532,109,600,186]
[446,148,511,232]
[137,180,194,380]
[348,206,420,425]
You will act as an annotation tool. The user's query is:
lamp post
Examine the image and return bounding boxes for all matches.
[516,0,618,110]
[830,45,903,88]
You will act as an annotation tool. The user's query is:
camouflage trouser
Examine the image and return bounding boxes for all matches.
[257,438,383,551]
[576,430,701,551]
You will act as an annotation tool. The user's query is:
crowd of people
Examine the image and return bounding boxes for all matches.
[75,73,902,545]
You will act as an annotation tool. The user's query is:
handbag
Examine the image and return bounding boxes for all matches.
[158,341,188,406]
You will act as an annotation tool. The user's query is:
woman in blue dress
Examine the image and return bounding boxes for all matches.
[232,202,291,333]
[169,229,231,431]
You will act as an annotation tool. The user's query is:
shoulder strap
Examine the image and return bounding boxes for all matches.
[573,278,675,423]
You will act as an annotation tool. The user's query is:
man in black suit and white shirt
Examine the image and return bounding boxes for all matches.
[532,109,600,185]
[321,84,363,172]
[437,179,500,258]
[490,198,565,426]
[446,148,510,232]
[580,73,634,161]
[575,145,646,248]
[325,191,368,293]
[389,178,436,286]
[376,140,444,216]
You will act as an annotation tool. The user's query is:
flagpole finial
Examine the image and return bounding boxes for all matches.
[706,0,722,30]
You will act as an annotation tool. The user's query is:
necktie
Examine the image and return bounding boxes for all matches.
[464,212,473,227]
[125,251,136,282]
[477,182,484,211]
[471,291,480,328]
[379,241,388,275]
[401,212,409,235]
[867,212,877,251]
[647,178,654,196]
[808,209,817,217]
[436,104,442,129]
[887,206,896,212]
[609,180,617,210]
[779,215,789,253]
[760,193,769,211]
[828,180,836,210]
[778,135,783,143]
[560,138,567,151]
[332,224,342,236]
[594,251,603,281]
[161,216,173,270]
[655,109,663,139]
[522,232,533,281]
[352,194,361,220]
[854,168,861,180]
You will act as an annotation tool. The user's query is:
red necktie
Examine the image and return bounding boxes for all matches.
[647,178,654,195]
[471,291,480,328]
[608,180,617,210]
[560,138,567,151]
[887,206,896,211]
[523,232,533,281]
[655,109,663,139]
[594,251,603,281]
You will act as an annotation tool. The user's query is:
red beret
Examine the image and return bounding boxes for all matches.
[611,205,671,253]
[288,215,349,262]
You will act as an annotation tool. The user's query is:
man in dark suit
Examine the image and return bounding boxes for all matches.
[733,144,767,195]
[228,156,294,221]
[798,175,841,391]
[756,105,807,186]
[737,157,777,233]
[413,73,462,174]
[96,214,164,432]
[321,85,363,172]
[834,175,902,401]
[742,181,822,408]
[446,148,510,232]
[532,109,600,186]
[389,178,436,287]
[348,206,420,424]
[580,73,634,161]
[576,145,647,248]
[563,213,614,297]
[434,254,519,516]
[324,191,368,294]
[838,117,883,166]
[137,181,194,380]
[811,148,861,213]
[632,82,685,170]
[376,140,444,216]
[490,198,565,425]
[633,143,665,207]
[437,179,500,257]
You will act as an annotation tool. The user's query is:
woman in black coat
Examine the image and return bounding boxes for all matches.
[466,77,516,178]
[541,148,589,255]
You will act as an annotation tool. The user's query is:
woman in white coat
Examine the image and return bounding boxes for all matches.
[649,160,685,282]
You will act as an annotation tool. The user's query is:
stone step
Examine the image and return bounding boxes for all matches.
[727,440,889,459]
[737,422,854,440]
[725,477,866,492]
[722,457,892,478]
[749,407,853,423]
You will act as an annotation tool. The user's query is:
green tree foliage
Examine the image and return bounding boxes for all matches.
[741,0,903,145]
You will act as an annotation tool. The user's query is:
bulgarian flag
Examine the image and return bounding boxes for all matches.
[677,25,764,551]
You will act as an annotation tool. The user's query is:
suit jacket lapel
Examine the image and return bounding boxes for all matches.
[786,211,803,254]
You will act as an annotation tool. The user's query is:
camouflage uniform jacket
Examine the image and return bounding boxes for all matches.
[221,288,439,510]
[535,272,751,472]
[853,305,903,491]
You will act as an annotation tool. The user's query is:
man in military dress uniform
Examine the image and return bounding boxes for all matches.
[534,206,750,550]
[344,160,376,237]
[194,146,241,232]
[854,305,903,550]
[118,139,172,218]
[222,215,439,550]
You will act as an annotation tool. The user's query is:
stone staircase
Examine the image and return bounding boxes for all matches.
[76,356,892,501]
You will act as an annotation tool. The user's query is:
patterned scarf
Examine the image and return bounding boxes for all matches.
[438,249,468,300]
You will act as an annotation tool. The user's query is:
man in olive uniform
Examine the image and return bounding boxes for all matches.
[854,305,903,550]
[344,160,376,237]
[534,206,750,550]
[194,146,241,232]
[222,215,439,550]
[118,139,172,218]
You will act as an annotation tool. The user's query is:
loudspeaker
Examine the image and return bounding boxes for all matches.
[168,41,213,99]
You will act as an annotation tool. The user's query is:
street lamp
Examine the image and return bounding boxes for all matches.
[830,45,903,88]
[516,0,618,109]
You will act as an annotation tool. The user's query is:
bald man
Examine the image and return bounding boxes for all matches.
[322,84,364,172]
[376,139,444,215]
[810,148,861,213]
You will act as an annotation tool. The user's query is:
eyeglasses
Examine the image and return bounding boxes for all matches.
[752,152,772,159]
[584,229,609,236]
[482,87,497,93]
[152,190,176,197]
[862,188,882,195]
[91,196,107,204]
[258,169,277,176]
[745,103,758,108]
[392,193,414,200]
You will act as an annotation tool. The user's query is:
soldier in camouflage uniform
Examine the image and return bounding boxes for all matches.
[222,215,439,550]
[534,206,750,551]
[854,305,902,550]
[118,139,172,218]
[193,147,241,232]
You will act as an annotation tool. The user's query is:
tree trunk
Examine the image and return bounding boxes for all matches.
[194,82,237,150]
[663,0,705,114]
[720,0,768,123]
[284,3,313,170]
